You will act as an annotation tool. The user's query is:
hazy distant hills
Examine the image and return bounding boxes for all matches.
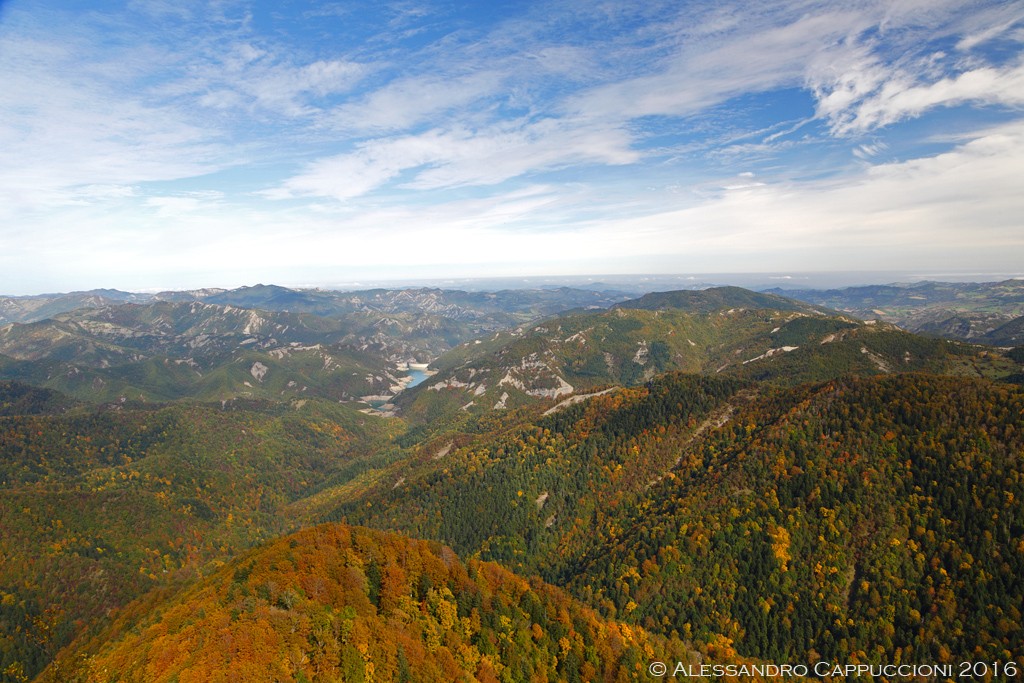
[0,284,630,326]
[979,314,1024,346]
[2,283,1021,410]
[769,279,1024,343]
[400,286,1021,422]
[1,282,1022,680]
[0,289,144,326]
[0,285,633,404]
[204,283,631,319]
[617,285,832,315]
[0,301,396,403]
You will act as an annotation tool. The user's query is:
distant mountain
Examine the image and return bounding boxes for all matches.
[204,283,349,314]
[768,279,1024,341]
[0,301,396,402]
[398,286,1017,422]
[618,285,832,315]
[3,282,1019,411]
[205,284,633,329]
[981,314,1024,346]
[0,289,147,325]
[151,287,228,302]
[0,286,635,405]
[2,283,630,325]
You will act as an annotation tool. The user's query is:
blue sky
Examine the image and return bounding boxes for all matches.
[1,0,1022,293]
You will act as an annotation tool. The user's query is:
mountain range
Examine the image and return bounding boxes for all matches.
[769,279,1024,345]
[0,286,633,405]
[1,281,1022,681]
[398,285,1020,426]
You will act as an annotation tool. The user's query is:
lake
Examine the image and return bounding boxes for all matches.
[405,368,430,388]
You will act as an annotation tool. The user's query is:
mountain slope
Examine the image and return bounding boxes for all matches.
[0,381,77,416]
[0,302,398,402]
[566,373,1024,663]
[618,286,832,315]
[399,287,1017,423]
[40,523,692,683]
[0,396,401,681]
[0,290,147,326]
[769,279,1024,341]
[333,374,746,572]
[328,372,1024,664]
[981,314,1024,346]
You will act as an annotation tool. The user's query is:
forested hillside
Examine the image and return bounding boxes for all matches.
[0,392,400,680]
[569,374,1024,664]
[331,373,1024,667]
[40,524,694,683]
[400,287,1021,424]
[1,286,1022,681]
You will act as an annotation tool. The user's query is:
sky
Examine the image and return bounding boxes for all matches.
[1,0,1023,294]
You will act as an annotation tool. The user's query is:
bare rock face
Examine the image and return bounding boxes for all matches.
[250,361,269,382]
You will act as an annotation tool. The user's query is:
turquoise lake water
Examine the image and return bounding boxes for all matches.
[405,368,429,388]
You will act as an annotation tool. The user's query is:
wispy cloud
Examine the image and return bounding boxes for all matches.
[269,117,637,201]
[325,69,504,134]
[163,42,370,120]
[0,10,231,217]
[569,9,874,122]
[822,60,1024,134]
[2,0,1023,292]
[270,0,1024,202]
[576,119,1024,270]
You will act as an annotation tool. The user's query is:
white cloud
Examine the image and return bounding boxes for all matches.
[826,61,1024,134]
[326,70,503,133]
[803,3,1024,135]
[852,142,888,160]
[144,192,224,216]
[407,118,638,189]
[271,117,638,201]
[573,120,1024,270]
[953,4,1024,51]
[0,18,229,217]
[71,185,138,201]
[11,120,1021,292]
[3,0,1024,292]
[567,8,875,122]
[145,197,205,215]
[169,43,370,119]
[563,1,1024,144]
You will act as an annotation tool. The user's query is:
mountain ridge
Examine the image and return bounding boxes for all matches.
[0,283,1022,679]
[397,286,1021,425]
[39,523,699,683]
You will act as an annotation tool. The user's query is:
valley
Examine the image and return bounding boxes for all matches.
[0,281,1022,681]
[6,1,1023,679]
